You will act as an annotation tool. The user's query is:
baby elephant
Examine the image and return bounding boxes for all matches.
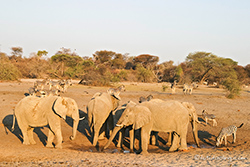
[202,110,217,126]
[216,123,244,147]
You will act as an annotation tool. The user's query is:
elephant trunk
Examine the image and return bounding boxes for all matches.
[191,120,200,148]
[70,119,79,140]
[103,126,122,150]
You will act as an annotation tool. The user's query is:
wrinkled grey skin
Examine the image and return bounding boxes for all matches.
[87,90,121,146]
[13,96,81,149]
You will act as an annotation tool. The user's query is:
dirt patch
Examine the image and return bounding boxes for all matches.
[0,80,250,166]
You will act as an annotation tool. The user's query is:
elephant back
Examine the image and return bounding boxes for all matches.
[87,92,120,128]
[15,96,41,115]
[140,100,189,131]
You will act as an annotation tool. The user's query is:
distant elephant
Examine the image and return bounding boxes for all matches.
[104,100,192,154]
[12,95,83,148]
[87,89,121,146]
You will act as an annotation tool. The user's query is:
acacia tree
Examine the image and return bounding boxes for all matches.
[93,50,116,66]
[11,47,23,57]
[186,52,217,83]
[51,48,83,77]
[37,50,48,58]
[186,51,240,98]
[111,53,127,69]
[134,54,159,69]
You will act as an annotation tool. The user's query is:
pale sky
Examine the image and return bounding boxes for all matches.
[0,0,250,65]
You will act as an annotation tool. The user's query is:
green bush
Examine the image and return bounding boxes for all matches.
[0,61,21,80]
[136,64,154,82]
[222,78,241,99]
[162,84,168,92]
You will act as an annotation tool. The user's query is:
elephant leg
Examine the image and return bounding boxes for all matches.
[49,120,62,149]
[140,124,151,154]
[129,127,134,152]
[54,129,63,149]
[27,127,36,144]
[179,135,188,151]
[46,129,54,148]
[166,132,172,146]
[169,132,179,152]
[107,114,114,138]
[93,126,100,146]
[17,120,30,145]
[99,122,106,140]
[150,131,159,146]
[150,132,155,145]
[117,128,125,148]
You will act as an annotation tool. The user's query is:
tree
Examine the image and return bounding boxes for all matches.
[134,54,159,69]
[0,53,21,80]
[136,64,154,82]
[174,65,184,82]
[186,51,217,83]
[234,65,248,83]
[93,50,116,65]
[51,48,83,77]
[37,50,48,58]
[245,64,250,78]
[11,47,23,57]
[111,53,127,69]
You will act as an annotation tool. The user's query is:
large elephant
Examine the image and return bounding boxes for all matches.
[104,100,192,154]
[87,89,121,146]
[12,95,82,149]
[153,101,201,147]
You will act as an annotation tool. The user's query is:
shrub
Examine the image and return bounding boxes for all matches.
[136,64,154,82]
[0,61,21,80]
[162,84,168,92]
[222,78,241,99]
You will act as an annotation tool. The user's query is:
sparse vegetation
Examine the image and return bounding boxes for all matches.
[0,48,250,98]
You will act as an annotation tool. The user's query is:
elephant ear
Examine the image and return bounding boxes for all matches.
[134,106,152,130]
[182,102,194,114]
[53,97,68,120]
[182,102,200,123]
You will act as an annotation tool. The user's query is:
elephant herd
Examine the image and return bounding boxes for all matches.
[12,85,201,154]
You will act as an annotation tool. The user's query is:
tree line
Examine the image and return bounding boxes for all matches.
[1,47,250,98]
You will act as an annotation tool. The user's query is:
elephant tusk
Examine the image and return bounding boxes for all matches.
[79,116,85,121]
[116,124,123,127]
[196,120,201,124]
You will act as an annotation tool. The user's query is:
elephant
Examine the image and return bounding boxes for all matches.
[104,100,193,154]
[87,89,121,146]
[12,95,83,148]
[103,101,149,153]
[111,101,138,152]
[164,102,200,147]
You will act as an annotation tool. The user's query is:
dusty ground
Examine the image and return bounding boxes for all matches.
[0,79,250,166]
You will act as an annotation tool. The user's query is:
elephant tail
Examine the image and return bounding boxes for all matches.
[11,109,16,131]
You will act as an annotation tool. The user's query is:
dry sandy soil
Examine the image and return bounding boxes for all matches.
[0,79,250,166]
